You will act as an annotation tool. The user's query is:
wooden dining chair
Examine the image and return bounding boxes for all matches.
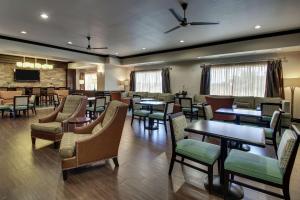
[10,96,30,118]
[131,95,150,127]
[86,96,106,119]
[29,95,37,115]
[168,112,221,193]
[263,110,282,156]
[53,94,60,109]
[224,125,300,200]
[179,97,198,122]
[148,101,175,133]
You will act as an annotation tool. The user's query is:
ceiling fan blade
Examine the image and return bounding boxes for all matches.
[91,47,108,50]
[189,22,219,26]
[164,26,181,34]
[169,8,183,22]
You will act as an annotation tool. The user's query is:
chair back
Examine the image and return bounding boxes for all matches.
[205,96,235,121]
[261,103,282,117]
[29,95,36,104]
[54,94,60,105]
[14,96,29,107]
[169,112,188,149]
[95,97,106,110]
[279,125,300,186]
[62,95,85,114]
[32,88,41,95]
[165,101,175,115]
[132,95,141,110]
[202,104,214,120]
[179,97,192,108]
[105,95,111,104]
[270,110,281,130]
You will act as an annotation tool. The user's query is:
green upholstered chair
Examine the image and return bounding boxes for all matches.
[86,97,106,119]
[264,110,282,156]
[28,95,37,115]
[9,95,29,118]
[179,97,198,122]
[131,95,150,127]
[261,102,282,123]
[0,104,10,118]
[224,125,300,200]
[168,112,221,193]
[53,94,60,109]
[148,101,174,133]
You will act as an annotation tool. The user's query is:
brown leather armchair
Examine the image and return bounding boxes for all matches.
[31,95,87,148]
[59,100,128,180]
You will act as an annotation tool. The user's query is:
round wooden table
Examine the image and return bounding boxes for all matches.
[67,117,91,131]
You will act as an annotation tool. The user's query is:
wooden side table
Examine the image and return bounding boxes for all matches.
[67,117,91,132]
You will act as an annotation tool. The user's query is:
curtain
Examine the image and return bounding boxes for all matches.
[129,71,135,91]
[210,62,267,97]
[135,70,162,93]
[162,68,171,93]
[265,60,285,98]
[200,65,211,95]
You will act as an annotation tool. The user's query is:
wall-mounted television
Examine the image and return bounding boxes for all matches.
[14,69,40,82]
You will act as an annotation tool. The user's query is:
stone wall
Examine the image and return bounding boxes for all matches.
[0,63,66,87]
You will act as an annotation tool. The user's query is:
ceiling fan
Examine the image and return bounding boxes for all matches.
[68,36,108,50]
[165,0,219,34]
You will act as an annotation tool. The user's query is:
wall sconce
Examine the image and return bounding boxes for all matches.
[97,64,104,74]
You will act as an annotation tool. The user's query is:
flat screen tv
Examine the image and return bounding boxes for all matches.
[14,69,40,82]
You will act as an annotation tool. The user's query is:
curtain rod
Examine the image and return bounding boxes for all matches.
[133,67,172,72]
[200,57,287,67]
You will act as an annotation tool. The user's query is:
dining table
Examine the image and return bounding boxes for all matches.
[185,120,265,199]
[215,107,262,151]
[137,100,165,130]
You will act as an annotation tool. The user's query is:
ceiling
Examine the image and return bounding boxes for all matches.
[0,0,300,57]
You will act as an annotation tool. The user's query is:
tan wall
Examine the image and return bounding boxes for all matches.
[0,63,66,87]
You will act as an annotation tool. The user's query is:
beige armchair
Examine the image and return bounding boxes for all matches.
[31,95,87,148]
[59,100,128,180]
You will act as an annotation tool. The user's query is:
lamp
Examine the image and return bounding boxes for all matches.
[284,77,300,119]
[79,79,85,85]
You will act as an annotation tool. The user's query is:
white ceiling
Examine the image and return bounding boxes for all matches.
[0,0,300,57]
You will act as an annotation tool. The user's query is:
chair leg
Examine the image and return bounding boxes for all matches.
[164,121,167,133]
[202,135,206,141]
[31,137,36,146]
[168,154,175,175]
[181,157,184,162]
[54,141,60,149]
[283,184,290,200]
[190,112,192,122]
[273,138,278,158]
[143,117,146,130]
[208,166,213,194]
[112,157,119,167]
[62,170,68,181]
[131,115,134,126]
[224,171,230,199]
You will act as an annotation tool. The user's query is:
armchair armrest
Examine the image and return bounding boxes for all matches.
[74,112,105,134]
[39,97,65,123]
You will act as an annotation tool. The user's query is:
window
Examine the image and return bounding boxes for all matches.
[84,73,97,90]
[210,63,267,97]
[135,70,162,93]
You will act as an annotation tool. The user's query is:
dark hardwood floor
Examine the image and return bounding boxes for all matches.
[0,109,299,200]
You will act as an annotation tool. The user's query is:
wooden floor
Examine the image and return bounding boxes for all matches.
[0,109,300,200]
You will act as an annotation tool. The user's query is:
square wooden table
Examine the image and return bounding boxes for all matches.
[185,120,265,199]
[215,108,261,125]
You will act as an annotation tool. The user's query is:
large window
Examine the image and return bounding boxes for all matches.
[210,63,267,97]
[84,73,97,90]
[135,70,162,93]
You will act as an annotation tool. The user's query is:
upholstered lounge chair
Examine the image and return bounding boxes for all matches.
[59,100,128,180]
[31,95,87,148]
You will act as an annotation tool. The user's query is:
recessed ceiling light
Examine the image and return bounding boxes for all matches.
[21,31,27,34]
[254,25,261,29]
[67,41,72,45]
[142,48,146,50]
[40,13,49,19]
[180,40,185,43]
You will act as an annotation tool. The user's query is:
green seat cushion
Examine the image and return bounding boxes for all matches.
[133,110,150,117]
[0,105,10,110]
[182,107,198,112]
[262,116,272,122]
[9,105,28,111]
[176,139,220,165]
[28,103,34,108]
[86,106,105,112]
[264,128,274,139]
[225,149,283,184]
[148,112,164,120]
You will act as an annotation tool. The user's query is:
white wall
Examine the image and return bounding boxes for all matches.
[104,64,130,91]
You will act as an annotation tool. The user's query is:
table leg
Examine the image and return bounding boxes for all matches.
[145,105,158,130]
[235,115,251,152]
[204,139,244,199]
